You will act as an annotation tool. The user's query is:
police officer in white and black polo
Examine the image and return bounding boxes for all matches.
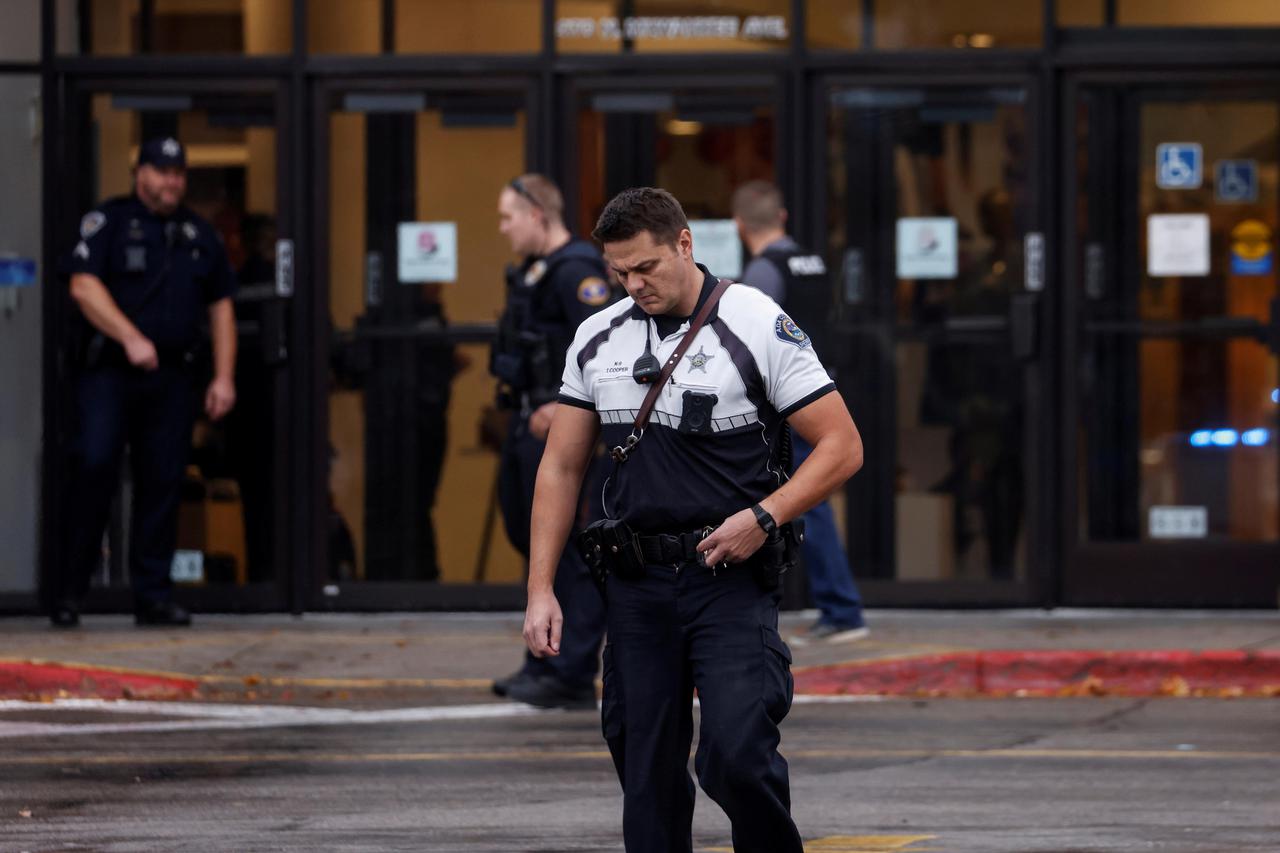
[51,137,237,628]
[490,174,613,709]
[522,187,863,852]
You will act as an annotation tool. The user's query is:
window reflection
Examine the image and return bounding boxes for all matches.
[66,0,293,56]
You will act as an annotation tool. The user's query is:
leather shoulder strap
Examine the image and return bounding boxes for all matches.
[633,278,732,431]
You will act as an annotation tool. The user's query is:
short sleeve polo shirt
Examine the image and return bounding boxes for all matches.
[559,265,836,532]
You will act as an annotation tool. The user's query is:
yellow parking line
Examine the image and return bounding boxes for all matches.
[790,647,968,675]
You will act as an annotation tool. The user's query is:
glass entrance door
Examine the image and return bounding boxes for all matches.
[564,76,780,277]
[314,81,535,607]
[53,79,295,611]
[822,82,1045,602]
[1065,79,1280,606]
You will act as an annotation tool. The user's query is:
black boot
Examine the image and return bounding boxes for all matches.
[50,600,81,629]
[134,600,192,627]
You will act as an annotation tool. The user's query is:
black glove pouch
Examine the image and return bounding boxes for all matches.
[577,519,647,588]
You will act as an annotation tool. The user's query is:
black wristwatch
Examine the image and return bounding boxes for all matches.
[751,503,777,537]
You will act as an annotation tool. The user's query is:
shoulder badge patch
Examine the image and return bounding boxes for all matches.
[774,314,810,347]
[577,276,611,306]
[80,212,106,239]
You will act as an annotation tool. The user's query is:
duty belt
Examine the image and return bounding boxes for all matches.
[635,528,714,565]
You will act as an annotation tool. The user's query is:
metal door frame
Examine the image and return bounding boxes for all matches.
[305,74,541,611]
[1060,69,1280,606]
[555,71,792,235]
[42,73,298,613]
[811,70,1053,607]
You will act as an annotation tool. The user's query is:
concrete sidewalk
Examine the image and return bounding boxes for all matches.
[2,609,1278,704]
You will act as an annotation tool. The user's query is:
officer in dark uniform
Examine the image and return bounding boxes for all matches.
[490,174,613,709]
[732,180,868,643]
[525,188,863,852]
[51,137,237,628]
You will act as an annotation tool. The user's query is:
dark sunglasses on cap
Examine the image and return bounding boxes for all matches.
[508,177,544,209]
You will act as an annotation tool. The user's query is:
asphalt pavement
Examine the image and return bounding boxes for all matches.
[1,610,1278,852]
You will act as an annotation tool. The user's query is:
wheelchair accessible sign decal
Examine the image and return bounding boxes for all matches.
[1156,143,1202,190]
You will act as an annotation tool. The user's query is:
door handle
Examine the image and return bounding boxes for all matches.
[259,237,294,366]
[1010,293,1038,361]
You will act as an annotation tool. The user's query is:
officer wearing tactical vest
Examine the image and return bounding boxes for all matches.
[490,174,612,709]
[52,137,237,628]
[732,180,868,644]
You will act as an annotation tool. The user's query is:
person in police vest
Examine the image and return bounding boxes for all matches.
[489,174,613,709]
[732,180,868,643]
[52,137,237,628]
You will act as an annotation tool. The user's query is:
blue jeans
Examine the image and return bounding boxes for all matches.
[793,435,865,628]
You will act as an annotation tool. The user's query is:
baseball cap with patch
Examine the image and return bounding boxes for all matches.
[138,137,187,169]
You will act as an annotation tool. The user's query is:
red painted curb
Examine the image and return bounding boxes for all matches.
[793,650,1280,697]
[0,661,200,701]
[5,650,1279,702]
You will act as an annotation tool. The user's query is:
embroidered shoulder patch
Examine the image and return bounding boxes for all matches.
[80,212,106,239]
[577,276,610,306]
[774,314,810,347]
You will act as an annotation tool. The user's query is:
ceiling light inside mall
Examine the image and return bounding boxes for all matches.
[666,119,703,136]
[968,33,996,49]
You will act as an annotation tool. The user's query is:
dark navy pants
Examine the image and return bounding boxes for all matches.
[601,558,803,853]
[498,417,606,688]
[60,364,195,608]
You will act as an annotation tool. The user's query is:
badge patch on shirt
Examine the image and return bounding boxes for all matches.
[774,314,810,347]
[182,222,198,243]
[577,276,610,306]
[523,260,547,286]
[686,346,714,373]
[80,212,106,239]
[125,246,147,272]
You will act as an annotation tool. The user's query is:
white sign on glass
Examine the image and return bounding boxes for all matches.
[689,219,743,280]
[398,222,458,283]
[170,550,205,583]
[1147,213,1210,277]
[896,217,958,279]
[1149,506,1208,539]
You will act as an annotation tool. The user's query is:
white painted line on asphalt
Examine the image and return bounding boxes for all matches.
[791,694,890,704]
[0,692,885,739]
[0,699,549,738]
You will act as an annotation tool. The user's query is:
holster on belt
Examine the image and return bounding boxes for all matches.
[752,519,806,591]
